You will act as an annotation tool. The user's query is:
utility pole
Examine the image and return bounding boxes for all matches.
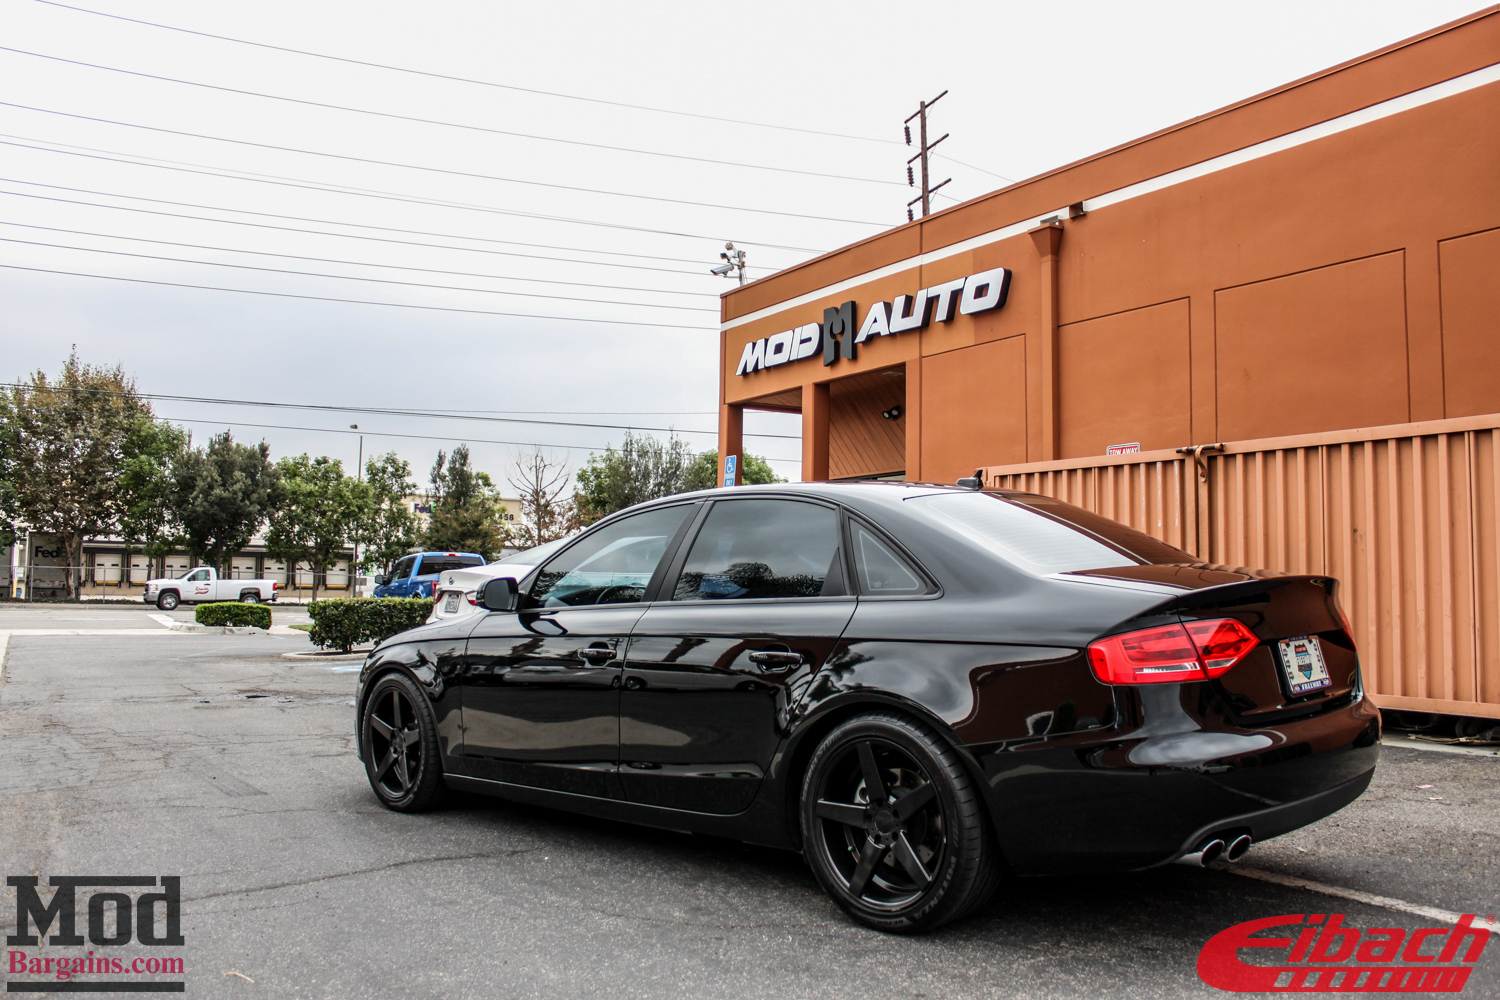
[711,242,747,286]
[905,90,952,221]
[351,423,363,595]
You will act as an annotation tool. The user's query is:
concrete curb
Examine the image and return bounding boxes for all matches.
[280,649,371,660]
[166,622,268,635]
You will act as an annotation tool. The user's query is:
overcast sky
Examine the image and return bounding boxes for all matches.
[0,0,1482,488]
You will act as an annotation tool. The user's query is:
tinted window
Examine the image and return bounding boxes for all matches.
[417,556,484,576]
[390,556,417,580]
[531,505,692,607]
[917,492,1191,574]
[673,499,842,601]
[851,522,926,595]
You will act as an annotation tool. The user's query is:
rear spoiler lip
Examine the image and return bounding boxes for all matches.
[1059,564,1337,619]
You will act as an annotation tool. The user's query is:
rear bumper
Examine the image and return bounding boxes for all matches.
[973,695,1381,876]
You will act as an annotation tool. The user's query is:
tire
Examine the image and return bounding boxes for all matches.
[800,712,1001,933]
[239,591,260,604]
[361,672,447,812]
[156,591,179,611]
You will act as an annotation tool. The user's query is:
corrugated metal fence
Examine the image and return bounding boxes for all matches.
[982,413,1500,720]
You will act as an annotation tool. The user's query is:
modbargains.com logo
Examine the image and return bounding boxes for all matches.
[1198,913,1493,992]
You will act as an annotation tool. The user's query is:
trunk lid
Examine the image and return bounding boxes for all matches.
[1066,564,1359,721]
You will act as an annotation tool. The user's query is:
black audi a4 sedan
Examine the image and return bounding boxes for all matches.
[355,482,1380,932]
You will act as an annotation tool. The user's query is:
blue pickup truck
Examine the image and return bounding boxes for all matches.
[373,551,486,599]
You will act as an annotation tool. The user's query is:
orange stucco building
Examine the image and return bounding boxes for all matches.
[718,8,1500,721]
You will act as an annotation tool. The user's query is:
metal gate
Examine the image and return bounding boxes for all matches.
[982,413,1500,720]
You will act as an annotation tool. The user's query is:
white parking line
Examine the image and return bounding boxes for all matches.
[1225,866,1499,930]
[148,613,177,628]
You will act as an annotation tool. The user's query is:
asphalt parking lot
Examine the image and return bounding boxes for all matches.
[1,603,1496,999]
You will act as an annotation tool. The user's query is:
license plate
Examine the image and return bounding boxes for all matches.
[443,593,460,614]
[1278,635,1331,694]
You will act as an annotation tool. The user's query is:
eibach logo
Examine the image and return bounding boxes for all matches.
[1199,912,1493,992]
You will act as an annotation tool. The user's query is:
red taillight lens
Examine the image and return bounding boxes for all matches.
[1088,618,1258,685]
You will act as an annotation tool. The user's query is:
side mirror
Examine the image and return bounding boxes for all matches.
[477,576,519,613]
[375,574,388,586]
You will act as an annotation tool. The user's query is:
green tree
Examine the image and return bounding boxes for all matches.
[0,388,17,551]
[573,432,695,524]
[118,416,190,580]
[172,431,278,574]
[509,447,579,548]
[4,352,150,598]
[358,451,419,576]
[422,444,508,560]
[265,455,371,599]
[682,449,782,491]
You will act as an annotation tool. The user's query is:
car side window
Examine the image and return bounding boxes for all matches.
[850,522,926,595]
[672,499,843,601]
[187,569,209,582]
[530,504,692,608]
[390,556,415,580]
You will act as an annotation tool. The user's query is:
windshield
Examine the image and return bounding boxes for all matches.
[916,492,1191,574]
[507,537,568,565]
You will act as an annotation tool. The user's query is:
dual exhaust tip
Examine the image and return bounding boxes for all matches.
[1176,833,1252,867]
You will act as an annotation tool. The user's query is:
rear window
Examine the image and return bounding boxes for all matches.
[916,492,1190,574]
[418,556,485,576]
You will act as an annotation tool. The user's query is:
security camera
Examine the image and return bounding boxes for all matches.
[710,263,735,276]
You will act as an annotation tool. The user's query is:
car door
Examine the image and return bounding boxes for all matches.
[184,569,213,602]
[385,555,416,597]
[457,503,697,798]
[620,497,855,813]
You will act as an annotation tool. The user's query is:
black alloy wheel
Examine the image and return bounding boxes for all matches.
[801,712,1001,933]
[156,591,178,611]
[362,672,447,812]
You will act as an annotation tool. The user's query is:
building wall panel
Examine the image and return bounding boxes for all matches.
[1058,298,1192,458]
[1439,227,1500,417]
[1213,252,1411,441]
[921,337,1027,485]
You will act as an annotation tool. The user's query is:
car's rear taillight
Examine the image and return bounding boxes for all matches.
[272,581,278,590]
[1088,618,1258,685]
[466,591,478,606]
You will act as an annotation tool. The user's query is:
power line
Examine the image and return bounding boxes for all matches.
[0,236,719,313]
[155,415,802,464]
[0,221,714,299]
[0,104,888,226]
[32,1,893,147]
[0,46,907,188]
[0,185,776,276]
[0,383,801,439]
[0,263,716,328]
[0,138,831,251]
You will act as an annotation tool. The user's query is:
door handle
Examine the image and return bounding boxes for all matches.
[748,649,804,669]
[576,645,616,665]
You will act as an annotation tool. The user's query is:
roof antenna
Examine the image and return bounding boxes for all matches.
[956,468,984,490]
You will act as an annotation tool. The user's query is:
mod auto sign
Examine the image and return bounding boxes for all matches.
[734,267,1011,377]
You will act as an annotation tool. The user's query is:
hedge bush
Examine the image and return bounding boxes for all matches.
[307,597,433,653]
[195,602,272,629]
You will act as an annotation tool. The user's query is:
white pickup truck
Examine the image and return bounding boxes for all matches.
[143,568,279,610]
